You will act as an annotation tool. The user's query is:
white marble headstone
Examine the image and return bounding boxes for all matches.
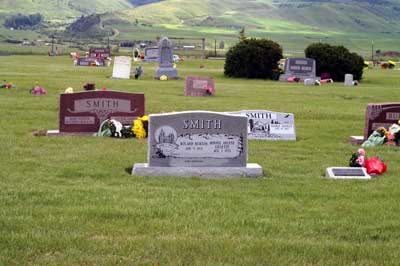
[112,56,131,79]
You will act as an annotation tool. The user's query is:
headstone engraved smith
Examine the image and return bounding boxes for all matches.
[155,37,179,80]
[279,58,318,82]
[132,111,263,178]
[48,91,145,135]
[230,110,296,140]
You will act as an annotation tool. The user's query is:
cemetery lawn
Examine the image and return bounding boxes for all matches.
[2,55,400,266]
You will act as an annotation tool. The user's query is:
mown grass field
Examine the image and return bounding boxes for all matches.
[1,55,400,265]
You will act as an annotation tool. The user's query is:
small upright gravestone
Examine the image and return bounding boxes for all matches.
[143,47,159,62]
[47,91,145,136]
[132,111,263,178]
[349,102,400,144]
[344,74,354,86]
[155,37,179,80]
[279,58,318,82]
[89,47,111,59]
[229,110,296,140]
[112,56,131,79]
[185,76,215,96]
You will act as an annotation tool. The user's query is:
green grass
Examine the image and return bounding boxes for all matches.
[2,56,400,265]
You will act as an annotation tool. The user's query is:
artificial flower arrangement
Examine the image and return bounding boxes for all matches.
[30,82,46,95]
[0,80,15,89]
[349,148,387,176]
[96,116,149,139]
[362,121,400,147]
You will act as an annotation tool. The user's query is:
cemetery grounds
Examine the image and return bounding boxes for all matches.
[1,55,400,265]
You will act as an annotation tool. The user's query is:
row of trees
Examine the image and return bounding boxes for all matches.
[4,13,43,29]
[224,38,365,81]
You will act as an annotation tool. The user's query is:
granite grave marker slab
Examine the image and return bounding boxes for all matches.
[185,76,215,96]
[77,57,105,67]
[229,110,296,140]
[279,58,318,82]
[344,74,354,86]
[143,47,159,62]
[89,47,111,59]
[133,111,263,178]
[112,56,131,79]
[155,37,179,79]
[48,91,145,135]
[326,167,371,180]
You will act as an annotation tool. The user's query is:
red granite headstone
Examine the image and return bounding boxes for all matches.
[77,57,105,66]
[184,76,215,96]
[89,47,111,59]
[364,103,400,139]
[59,91,145,133]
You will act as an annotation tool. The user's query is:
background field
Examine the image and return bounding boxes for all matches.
[1,56,400,265]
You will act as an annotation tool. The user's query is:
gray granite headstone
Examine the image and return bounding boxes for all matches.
[154,37,179,79]
[229,110,296,140]
[143,47,159,62]
[279,58,318,82]
[132,111,263,178]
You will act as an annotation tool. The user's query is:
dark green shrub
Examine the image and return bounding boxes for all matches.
[224,38,282,79]
[305,43,364,81]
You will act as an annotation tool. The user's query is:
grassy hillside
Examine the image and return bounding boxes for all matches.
[0,0,133,20]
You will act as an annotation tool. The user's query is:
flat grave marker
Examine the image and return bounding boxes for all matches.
[326,167,371,180]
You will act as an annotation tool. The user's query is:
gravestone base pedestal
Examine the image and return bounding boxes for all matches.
[132,163,263,178]
[46,130,94,137]
[349,135,364,145]
[155,67,179,80]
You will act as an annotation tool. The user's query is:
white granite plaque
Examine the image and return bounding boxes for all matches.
[229,110,296,140]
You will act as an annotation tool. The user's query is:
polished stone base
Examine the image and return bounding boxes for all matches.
[155,67,179,80]
[132,163,264,178]
[349,135,364,145]
[46,130,94,137]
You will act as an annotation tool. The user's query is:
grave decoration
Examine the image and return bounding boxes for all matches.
[96,116,148,139]
[47,90,145,136]
[83,83,95,91]
[279,58,319,82]
[134,65,144,79]
[155,37,179,80]
[350,103,400,145]
[0,80,15,89]
[349,148,387,176]
[30,82,46,95]
[65,87,74,94]
[229,110,296,140]
[112,56,132,79]
[185,76,215,96]
[132,111,263,178]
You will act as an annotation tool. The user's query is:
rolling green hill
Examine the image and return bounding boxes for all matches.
[1,0,400,53]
